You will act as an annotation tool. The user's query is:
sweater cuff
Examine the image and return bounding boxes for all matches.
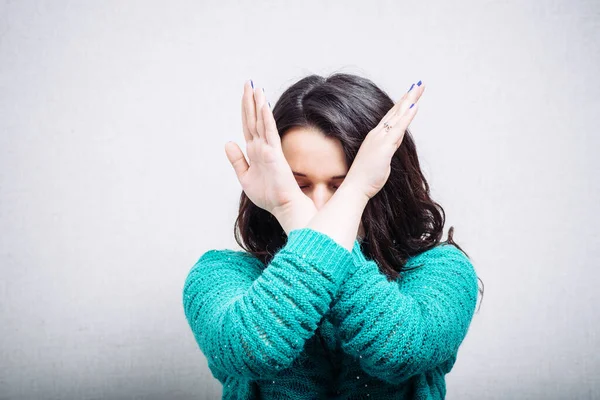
[351,240,369,265]
[285,228,354,285]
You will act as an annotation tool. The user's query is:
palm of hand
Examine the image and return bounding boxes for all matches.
[224,81,305,214]
[346,82,425,199]
[241,137,301,211]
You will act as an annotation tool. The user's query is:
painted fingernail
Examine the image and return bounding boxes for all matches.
[410,103,415,109]
[408,83,415,92]
[262,87,265,93]
[250,79,254,88]
[268,101,271,109]
[417,80,422,86]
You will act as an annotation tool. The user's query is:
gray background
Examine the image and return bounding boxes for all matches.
[1,0,599,399]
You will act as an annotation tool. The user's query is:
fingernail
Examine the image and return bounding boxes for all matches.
[268,101,271,109]
[250,79,254,88]
[408,83,415,92]
[410,103,415,109]
[262,87,265,94]
[417,80,422,86]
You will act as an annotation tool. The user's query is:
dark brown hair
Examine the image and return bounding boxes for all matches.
[233,73,483,307]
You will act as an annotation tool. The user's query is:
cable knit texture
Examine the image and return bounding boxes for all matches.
[183,228,479,399]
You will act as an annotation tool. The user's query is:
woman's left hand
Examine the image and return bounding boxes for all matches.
[343,81,425,201]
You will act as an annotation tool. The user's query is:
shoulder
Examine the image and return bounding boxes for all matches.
[403,243,478,287]
[401,243,479,307]
[196,248,260,265]
[407,243,472,267]
[188,248,264,279]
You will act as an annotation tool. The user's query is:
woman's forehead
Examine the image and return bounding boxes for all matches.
[281,127,348,177]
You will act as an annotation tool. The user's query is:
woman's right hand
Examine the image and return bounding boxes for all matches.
[344,81,425,201]
[224,80,316,232]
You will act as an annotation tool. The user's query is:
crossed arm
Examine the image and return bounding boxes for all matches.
[334,239,479,384]
[183,227,478,385]
[184,151,478,384]
[183,227,357,381]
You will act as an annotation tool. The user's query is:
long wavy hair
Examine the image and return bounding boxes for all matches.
[233,72,484,308]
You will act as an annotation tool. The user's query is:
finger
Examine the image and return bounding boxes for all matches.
[396,82,425,117]
[379,111,402,138]
[390,85,412,112]
[261,102,281,149]
[376,100,405,136]
[393,102,419,146]
[375,81,415,130]
[255,87,267,140]
[243,80,258,138]
[379,96,405,127]
[241,81,253,142]
[379,100,419,143]
[224,141,249,182]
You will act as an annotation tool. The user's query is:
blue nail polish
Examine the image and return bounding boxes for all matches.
[250,79,254,88]
[408,83,415,92]
[417,80,422,86]
[410,103,415,109]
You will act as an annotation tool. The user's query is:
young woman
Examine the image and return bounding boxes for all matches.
[183,73,484,399]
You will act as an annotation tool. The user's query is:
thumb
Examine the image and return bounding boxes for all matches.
[224,141,249,181]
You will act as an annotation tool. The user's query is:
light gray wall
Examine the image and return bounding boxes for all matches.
[1,1,598,399]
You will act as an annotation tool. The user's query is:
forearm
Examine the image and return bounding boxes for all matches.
[331,245,479,384]
[183,229,356,380]
[272,183,368,250]
[305,183,369,251]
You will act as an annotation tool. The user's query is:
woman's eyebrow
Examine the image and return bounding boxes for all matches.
[292,171,346,179]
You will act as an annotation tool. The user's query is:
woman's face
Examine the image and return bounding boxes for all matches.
[281,126,365,239]
[281,126,348,211]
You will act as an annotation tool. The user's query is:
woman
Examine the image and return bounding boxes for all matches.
[183,73,483,399]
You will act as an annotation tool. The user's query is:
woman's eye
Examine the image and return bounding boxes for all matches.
[298,184,338,190]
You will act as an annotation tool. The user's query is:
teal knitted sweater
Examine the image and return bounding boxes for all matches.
[183,228,479,399]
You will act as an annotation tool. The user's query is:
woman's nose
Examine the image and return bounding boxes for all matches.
[311,186,332,211]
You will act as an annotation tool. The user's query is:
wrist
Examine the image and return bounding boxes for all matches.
[272,195,318,235]
[337,180,370,210]
[304,182,368,251]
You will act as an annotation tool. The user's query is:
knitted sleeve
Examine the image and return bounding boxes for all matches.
[330,243,479,385]
[182,228,354,380]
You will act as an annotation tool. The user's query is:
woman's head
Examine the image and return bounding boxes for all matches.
[234,73,466,280]
[280,125,366,237]
[281,126,348,211]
